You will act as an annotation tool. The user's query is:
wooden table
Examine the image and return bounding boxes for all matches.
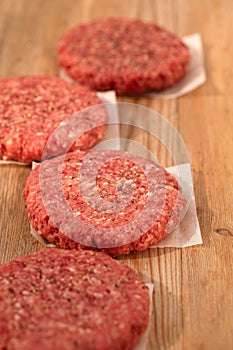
[0,1,232,349]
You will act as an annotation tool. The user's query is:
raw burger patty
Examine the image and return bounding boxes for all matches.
[58,18,190,95]
[0,76,107,163]
[0,248,149,350]
[24,149,186,256]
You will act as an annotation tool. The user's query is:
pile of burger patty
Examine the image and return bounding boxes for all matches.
[0,249,150,350]
[0,17,190,350]
[58,18,190,94]
[24,149,186,256]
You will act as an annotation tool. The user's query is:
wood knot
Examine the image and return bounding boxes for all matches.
[215,228,233,236]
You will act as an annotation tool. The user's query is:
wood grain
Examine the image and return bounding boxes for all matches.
[0,0,232,349]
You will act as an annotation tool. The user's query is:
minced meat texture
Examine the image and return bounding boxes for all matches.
[58,18,190,95]
[0,248,149,350]
[24,149,186,256]
[0,76,107,163]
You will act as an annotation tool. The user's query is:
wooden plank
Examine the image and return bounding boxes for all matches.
[177,0,233,349]
[0,164,43,263]
[0,0,232,349]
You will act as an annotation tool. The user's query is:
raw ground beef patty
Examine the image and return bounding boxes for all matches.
[0,76,107,163]
[24,149,186,256]
[58,18,190,95]
[0,248,150,350]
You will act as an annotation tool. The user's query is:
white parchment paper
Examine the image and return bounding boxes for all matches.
[0,160,29,166]
[151,163,202,248]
